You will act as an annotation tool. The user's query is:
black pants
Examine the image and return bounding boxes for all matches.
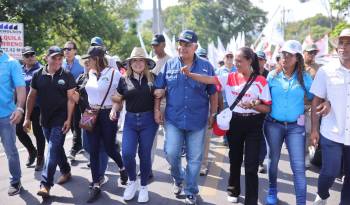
[70,107,82,153]
[16,107,45,157]
[226,114,264,205]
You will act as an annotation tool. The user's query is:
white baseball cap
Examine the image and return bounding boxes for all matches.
[281,40,302,55]
[216,108,232,131]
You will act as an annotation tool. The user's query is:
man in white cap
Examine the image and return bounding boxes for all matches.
[310,28,350,205]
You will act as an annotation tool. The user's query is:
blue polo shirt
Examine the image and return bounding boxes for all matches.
[267,70,313,122]
[0,52,25,118]
[62,57,84,79]
[155,54,216,131]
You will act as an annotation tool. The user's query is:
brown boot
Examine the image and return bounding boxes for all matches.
[35,156,44,171]
[57,172,72,185]
[37,185,50,198]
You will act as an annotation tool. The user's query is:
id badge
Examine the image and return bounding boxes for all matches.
[297,114,305,126]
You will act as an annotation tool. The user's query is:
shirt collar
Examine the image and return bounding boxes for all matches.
[23,62,41,73]
[0,52,9,63]
[42,65,63,76]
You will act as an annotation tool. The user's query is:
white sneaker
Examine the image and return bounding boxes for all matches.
[123,180,138,201]
[227,195,239,203]
[138,186,149,203]
[313,194,327,205]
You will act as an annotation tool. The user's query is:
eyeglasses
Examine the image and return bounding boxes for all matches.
[63,47,74,51]
[23,53,35,58]
[178,41,193,48]
[280,52,295,58]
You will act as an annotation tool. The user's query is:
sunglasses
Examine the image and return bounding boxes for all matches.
[307,51,318,55]
[63,47,74,51]
[23,53,35,58]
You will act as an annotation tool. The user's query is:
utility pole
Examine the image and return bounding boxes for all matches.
[152,0,164,34]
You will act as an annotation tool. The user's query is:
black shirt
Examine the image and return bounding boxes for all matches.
[31,66,76,127]
[117,73,155,113]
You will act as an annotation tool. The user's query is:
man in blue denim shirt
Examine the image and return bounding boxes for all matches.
[0,36,26,196]
[154,30,217,205]
[62,41,85,161]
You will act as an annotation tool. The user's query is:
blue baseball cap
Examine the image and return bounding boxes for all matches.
[196,47,207,58]
[47,46,63,57]
[178,30,198,43]
[90,36,104,46]
[151,34,165,45]
[256,51,266,60]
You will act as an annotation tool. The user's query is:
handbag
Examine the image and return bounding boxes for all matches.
[213,73,257,136]
[79,69,115,132]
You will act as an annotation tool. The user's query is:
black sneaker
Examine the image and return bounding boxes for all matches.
[89,176,108,189]
[119,169,128,185]
[87,186,101,203]
[8,182,22,196]
[185,195,197,205]
[26,149,37,167]
[68,150,77,161]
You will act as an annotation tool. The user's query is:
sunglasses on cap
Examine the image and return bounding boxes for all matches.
[23,53,35,58]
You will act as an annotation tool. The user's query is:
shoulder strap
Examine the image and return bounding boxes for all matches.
[229,73,257,111]
[99,69,115,108]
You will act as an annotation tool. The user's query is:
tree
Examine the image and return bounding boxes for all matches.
[284,14,339,42]
[162,0,267,47]
[0,0,140,60]
[331,0,350,19]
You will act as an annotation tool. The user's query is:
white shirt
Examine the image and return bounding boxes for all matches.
[152,54,171,75]
[310,61,350,145]
[85,67,121,106]
[215,72,272,113]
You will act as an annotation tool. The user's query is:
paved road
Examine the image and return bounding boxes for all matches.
[0,131,342,205]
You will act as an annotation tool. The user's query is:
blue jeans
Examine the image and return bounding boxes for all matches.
[82,130,109,179]
[164,122,206,195]
[42,126,71,187]
[264,117,306,205]
[0,116,21,185]
[259,131,268,164]
[86,109,124,183]
[317,136,350,204]
[122,111,158,186]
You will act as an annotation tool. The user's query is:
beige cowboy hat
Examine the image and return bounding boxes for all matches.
[125,47,156,69]
[330,28,350,48]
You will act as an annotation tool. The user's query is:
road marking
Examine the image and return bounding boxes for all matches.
[200,144,227,196]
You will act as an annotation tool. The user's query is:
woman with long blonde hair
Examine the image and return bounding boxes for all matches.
[112,47,158,203]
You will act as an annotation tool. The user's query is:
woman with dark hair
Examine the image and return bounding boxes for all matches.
[264,40,313,205]
[112,47,158,203]
[182,47,271,204]
[81,46,127,203]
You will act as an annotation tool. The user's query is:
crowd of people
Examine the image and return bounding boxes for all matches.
[0,27,349,205]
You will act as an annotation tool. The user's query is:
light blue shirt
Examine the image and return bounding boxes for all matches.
[62,57,84,80]
[0,52,25,118]
[267,70,313,122]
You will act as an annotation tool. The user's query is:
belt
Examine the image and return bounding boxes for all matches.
[232,112,260,117]
[269,117,297,126]
[89,105,113,110]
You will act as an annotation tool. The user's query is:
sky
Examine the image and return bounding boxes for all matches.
[140,0,331,22]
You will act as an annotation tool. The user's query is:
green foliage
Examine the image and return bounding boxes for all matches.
[163,0,267,47]
[0,0,140,61]
[330,0,350,14]
[330,22,350,38]
[285,14,338,42]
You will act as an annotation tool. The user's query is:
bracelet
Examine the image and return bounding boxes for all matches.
[210,113,217,117]
[16,107,24,114]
